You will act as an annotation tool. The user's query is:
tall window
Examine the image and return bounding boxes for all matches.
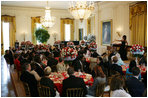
[65,24,71,41]
[36,23,42,44]
[3,22,9,52]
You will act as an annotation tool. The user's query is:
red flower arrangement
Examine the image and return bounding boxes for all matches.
[54,40,61,45]
[130,44,144,55]
[67,42,74,46]
[90,42,97,49]
[80,40,85,45]
[61,47,77,58]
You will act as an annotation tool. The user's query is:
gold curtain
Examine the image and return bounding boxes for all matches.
[31,17,40,44]
[87,19,91,36]
[130,2,147,46]
[1,21,4,55]
[1,15,16,48]
[60,18,74,41]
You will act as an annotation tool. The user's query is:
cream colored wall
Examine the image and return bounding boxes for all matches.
[1,6,73,45]
[95,1,131,54]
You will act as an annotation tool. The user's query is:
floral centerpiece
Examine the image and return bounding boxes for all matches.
[80,40,86,47]
[130,44,144,57]
[89,42,97,51]
[34,44,49,52]
[67,42,74,48]
[61,47,77,60]
[21,41,33,50]
[54,40,61,45]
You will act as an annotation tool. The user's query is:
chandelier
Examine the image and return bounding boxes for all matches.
[69,1,94,21]
[40,2,56,28]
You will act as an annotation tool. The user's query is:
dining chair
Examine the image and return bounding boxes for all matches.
[66,88,84,97]
[38,85,51,97]
[23,82,31,97]
[96,83,106,97]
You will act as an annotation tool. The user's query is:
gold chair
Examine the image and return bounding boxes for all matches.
[23,82,31,97]
[38,85,51,97]
[96,83,105,97]
[66,88,84,97]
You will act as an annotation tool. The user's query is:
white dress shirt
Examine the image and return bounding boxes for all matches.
[111,89,131,97]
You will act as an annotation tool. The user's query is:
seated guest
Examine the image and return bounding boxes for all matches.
[62,67,87,97]
[139,53,147,66]
[9,47,14,66]
[126,67,145,97]
[47,53,58,72]
[40,67,56,97]
[90,50,99,58]
[81,57,91,74]
[126,60,141,80]
[4,50,10,64]
[111,56,124,75]
[72,54,84,72]
[30,63,41,81]
[87,67,106,96]
[14,54,21,72]
[53,46,60,57]
[33,55,44,77]
[115,53,125,66]
[108,48,116,61]
[20,63,39,97]
[142,71,147,88]
[56,57,68,72]
[110,75,131,97]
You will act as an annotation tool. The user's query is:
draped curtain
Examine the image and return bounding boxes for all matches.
[1,15,16,55]
[87,19,91,36]
[60,18,74,41]
[31,17,40,44]
[130,2,147,47]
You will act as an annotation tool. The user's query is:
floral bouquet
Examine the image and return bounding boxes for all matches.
[34,44,48,52]
[54,40,61,45]
[61,47,77,59]
[21,41,26,45]
[67,42,74,47]
[130,44,144,57]
[89,42,97,51]
[80,40,86,47]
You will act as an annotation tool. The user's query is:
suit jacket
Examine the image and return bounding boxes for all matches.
[47,57,58,67]
[91,52,99,58]
[62,75,87,97]
[20,71,39,97]
[126,76,145,97]
[40,77,56,97]
[34,63,44,77]
[72,59,83,72]
[111,64,124,75]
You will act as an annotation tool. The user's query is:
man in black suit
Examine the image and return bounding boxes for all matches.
[72,54,84,72]
[62,67,87,97]
[126,67,145,97]
[47,53,58,72]
[40,66,56,97]
[9,47,14,66]
[20,63,39,97]
[110,56,124,75]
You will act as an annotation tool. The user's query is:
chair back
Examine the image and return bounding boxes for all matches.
[96,83,105,97]
[38,85,51,97]
[66,88,84,97]
[23,82,31,97]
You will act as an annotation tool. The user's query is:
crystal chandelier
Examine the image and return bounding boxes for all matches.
[69,1,94,21]
[40,2,56,28]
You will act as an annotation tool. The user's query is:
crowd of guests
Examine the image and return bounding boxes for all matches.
[4,44,147,97]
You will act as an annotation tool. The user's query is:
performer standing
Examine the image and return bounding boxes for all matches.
[116,35,128,60]
[15,40,19,49]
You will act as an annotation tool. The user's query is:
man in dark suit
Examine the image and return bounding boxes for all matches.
[126,67,145,97]
[40,67,56,97]
[9,47,14,66]
[20,63,39,97]
[110,56,124,75]
[62,67,87,97]
[72,54,84,72]
[47,53,58,72]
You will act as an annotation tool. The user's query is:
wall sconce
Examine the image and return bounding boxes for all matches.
[52,32,57,42]
[116,31,121,37]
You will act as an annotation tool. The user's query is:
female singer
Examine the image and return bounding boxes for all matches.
[116,35,128,60]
